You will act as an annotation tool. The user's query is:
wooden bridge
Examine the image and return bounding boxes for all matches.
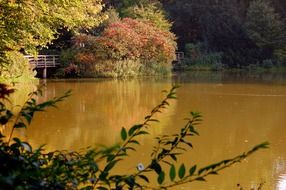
[24,55,60,78]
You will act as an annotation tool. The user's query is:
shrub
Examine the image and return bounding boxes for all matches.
[261,59,274,69]
[96,18,176,63]
[180,43,223,71]
[63,18,177,77]
[64,63,80,77]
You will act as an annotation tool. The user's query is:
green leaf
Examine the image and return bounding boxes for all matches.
[125,176,135,188]
[184,141,193,148]
[135,131,149,136]
[128,125,142,136]
[189,165,197,176]
[121,127,127,141]
[107,154,115,162]
[125,147,136,152]
[195,177,206,182]
[150,160,162,175]
[138,175,149,183]
[157,171,165,184]
[170,154,177,161]
[129,140,140,145]
[104,159,121,172]
[169,164,176,181]
[99,171,108,180]
[149,119,159,122]
[22,112,32,124]
[178,164,186,179]
[198,168,205,175]
[209,171,218,175]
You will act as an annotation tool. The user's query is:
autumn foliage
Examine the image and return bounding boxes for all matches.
[68,18,177,77]
[96,18,176,62]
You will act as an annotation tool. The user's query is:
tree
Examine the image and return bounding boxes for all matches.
[244,0,286,58]
[103,0,159,16]
[0,0,106,81]
[162,0,200,49]
[0,0,105,55]
[124,3,172,31]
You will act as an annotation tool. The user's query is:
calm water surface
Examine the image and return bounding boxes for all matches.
[14,72,286,189]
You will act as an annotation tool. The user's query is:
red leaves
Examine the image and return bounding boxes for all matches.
[96,18,176,63]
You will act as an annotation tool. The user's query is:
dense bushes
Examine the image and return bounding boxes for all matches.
[96,18,176,64]
[60,18,176,77]
[176,43,223,71]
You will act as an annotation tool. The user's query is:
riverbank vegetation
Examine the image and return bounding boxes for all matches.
[1,0,286,80]
[0,84,269,189]
[59,16,176,77]
[163,0,286,70]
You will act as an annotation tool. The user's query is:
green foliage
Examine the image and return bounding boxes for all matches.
[0,0,106,81]
[124,3,172,31]
[0,84,269,189]
[0,0,106,55]
[245,0,286,50]
[162,0,263,67]
[104,0,158,17]
[0,51,36,83]
[179,43,223,71]
[101,0,286,69]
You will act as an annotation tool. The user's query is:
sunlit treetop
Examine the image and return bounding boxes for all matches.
[0,0,107,54]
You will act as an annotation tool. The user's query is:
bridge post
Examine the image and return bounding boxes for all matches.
[43,56,47,78]
[25,54,60,78]
[43,68,47,78]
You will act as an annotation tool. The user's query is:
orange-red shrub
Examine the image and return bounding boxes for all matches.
[62,18,177,77]
[96,18,176,63]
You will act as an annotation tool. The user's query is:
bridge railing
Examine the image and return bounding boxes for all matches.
[24,55,60,68]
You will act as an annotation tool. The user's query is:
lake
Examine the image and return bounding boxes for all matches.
[12,72,286,189]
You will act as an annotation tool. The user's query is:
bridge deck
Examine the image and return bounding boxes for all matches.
[25,55,60,78]
[25,55,60,68]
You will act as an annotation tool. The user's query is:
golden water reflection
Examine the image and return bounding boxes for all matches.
[277,174,286,190]
[12,73,286,189]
